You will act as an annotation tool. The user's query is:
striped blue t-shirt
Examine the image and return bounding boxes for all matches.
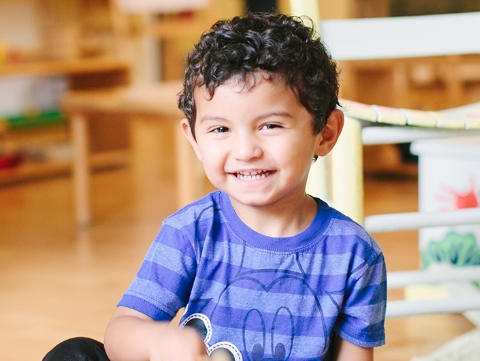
[119,191,386,361]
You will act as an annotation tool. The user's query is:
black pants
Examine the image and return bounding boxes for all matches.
[43,335,336,361]
[42,337,109,361]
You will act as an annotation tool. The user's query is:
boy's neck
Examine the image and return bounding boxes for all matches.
[228,193,318,238]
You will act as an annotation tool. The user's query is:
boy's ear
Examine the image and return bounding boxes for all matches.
[180,119,203,161]
[315,109,344,157]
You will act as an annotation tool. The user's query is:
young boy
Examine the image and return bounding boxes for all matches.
[43,12,386,361]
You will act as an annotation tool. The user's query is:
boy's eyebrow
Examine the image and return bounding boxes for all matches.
[198,115,227,123]
[199,111,293,123]
[257,111,294,119]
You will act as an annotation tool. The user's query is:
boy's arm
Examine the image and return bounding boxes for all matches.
[334,337,373,361]
[104,306,206,361]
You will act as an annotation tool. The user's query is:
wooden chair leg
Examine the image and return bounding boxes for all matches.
[71,113,91,228]
[330,115,364,224]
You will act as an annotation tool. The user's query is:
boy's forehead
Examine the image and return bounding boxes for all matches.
[193,71,287,99]
[192,73,312,126]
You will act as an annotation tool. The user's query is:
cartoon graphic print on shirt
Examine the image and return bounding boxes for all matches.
[179,241,344,361]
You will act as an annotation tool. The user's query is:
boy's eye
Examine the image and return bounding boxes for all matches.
[262,123,282,130]
[211,126,229,133]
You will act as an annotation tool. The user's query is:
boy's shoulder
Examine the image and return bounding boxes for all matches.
[323,205,383,261]
[163,190,225,230]
[327,208,372,239]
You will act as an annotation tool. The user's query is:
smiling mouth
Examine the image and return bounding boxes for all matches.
[234,170,273,180]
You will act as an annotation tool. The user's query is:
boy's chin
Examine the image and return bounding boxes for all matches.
[227,190,288,209]
[227,192,270,207]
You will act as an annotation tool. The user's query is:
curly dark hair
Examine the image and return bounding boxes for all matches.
[178,12,339,138]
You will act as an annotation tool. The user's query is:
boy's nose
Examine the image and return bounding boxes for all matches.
[232,134,263,161]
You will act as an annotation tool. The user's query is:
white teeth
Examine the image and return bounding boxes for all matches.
[236,170,271,180]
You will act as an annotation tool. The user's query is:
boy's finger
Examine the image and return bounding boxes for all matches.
[197,349,231,361]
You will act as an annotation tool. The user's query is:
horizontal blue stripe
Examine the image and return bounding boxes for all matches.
[117,294,173,321]
[137,260,193,300]
[123,277,186,317]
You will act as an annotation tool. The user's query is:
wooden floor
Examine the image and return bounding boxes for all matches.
[0,125,475,361]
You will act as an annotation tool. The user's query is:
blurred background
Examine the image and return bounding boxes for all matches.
[1,1,480,360]
[2,0,480,188]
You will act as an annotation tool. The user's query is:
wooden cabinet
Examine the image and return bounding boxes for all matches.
[0,0,131,184]
[147,0,243,80]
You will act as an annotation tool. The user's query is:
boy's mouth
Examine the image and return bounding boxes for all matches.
[235,170,272,180]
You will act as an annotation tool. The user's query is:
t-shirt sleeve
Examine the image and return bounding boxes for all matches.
[117,222,197,321]
[334,242,387,348]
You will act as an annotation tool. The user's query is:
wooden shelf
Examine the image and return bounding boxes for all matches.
[0,159,71,184]
[0,149,130,185]
[0,56,131,77]
[0,0,133,185]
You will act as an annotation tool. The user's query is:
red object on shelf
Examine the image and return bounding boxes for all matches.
[0,153,25,169]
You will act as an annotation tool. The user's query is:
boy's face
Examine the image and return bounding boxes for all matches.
[182,73,334,210]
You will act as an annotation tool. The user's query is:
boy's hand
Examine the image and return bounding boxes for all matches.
[105,306,207,361]
[151,325,207,361]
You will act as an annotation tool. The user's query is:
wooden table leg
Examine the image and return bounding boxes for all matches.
[174,123,205,208]
[71,113,91,228]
